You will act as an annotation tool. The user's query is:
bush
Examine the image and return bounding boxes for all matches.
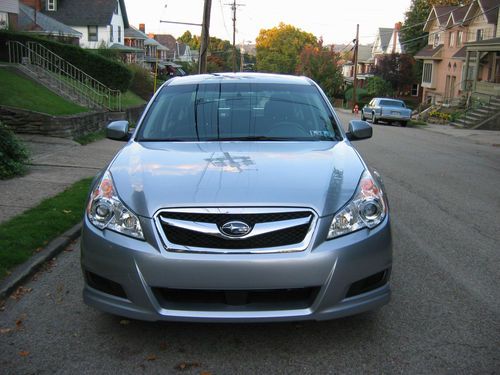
[365,76,394,98]
[128,64,154,101]
[0,122,30,179]
[0,31,132,92]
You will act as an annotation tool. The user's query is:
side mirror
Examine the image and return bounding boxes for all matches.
[106,121,130,141]
[346,120,372,141]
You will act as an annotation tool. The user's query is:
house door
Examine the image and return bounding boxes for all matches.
[444,75,451,103]
[450,76,456,101]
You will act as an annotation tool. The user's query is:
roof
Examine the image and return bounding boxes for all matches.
[414,44,443,59]
[18,3,81,37]
[452,46,467,59]
[167,73,313,87]
[450,6,468,24]
[435,6,458,24]
[465,36,500,47]
[357,45,373,62]
[41,0,129,28]
[463,0,499,25]
[109,43,142,52]
[124,27,146,40]
[128,26,169,50]
[378,28,393,51]
[154,34,177,51]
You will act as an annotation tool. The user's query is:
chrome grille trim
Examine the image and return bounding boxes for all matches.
[154,207,318,254]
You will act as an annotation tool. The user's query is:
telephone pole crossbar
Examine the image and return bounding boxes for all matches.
[225,1,245,72]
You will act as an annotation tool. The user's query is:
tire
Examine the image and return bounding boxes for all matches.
[372,113,378,124]
[400,121,407,127]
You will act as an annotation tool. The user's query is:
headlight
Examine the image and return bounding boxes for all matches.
[87,171,144,240]
[327,170,387,239]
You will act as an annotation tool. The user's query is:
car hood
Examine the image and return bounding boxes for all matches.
[109,141,365,218]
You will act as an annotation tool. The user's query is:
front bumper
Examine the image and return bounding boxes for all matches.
[81,214,392,322]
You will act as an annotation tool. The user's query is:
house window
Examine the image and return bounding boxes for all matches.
[47,0,57,11]
[118,26,121,43]
[476,29,484,41]
[449,32,455,47]
[433,33,440,48]
[411,84,419,97]
[457,31,463,47]
[0,12,8,30]
[88,26,98,42]
[110,25,114,42]
[423,62,433,84]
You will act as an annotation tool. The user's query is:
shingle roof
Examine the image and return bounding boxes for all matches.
[124,27,146,39]
[378,28,393,51]
[479,0,499,24]
[18,3,81,37]
[41,0,129,28]
[452,46,467,59]
[154,34,177,51]
[450,6,468,24]
[415,44,443,59]
[357,45,373,62]
[435,6,458,24]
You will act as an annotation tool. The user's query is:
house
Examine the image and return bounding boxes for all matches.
[415,0,499,105]
[124,25,146,64]
[17,3,81,44]
[0,0,19,30]
[342,45,374,88]
[153,34,194,62]
[32,0,129,48]
[372,23,404,67]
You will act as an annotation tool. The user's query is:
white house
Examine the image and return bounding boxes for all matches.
[38,0,129,48]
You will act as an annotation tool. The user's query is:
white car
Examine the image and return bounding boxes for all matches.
[362,98,412,127]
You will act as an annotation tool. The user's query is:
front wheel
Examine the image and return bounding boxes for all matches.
[372,114,378,124]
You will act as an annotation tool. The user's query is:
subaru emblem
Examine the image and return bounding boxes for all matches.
[220,221,251,237]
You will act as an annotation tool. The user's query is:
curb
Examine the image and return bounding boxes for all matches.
[0,222,82,300]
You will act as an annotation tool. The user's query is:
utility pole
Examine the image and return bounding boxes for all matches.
[226,1,244,73]
[240,43,244,72]
[352,24,359,112]
[199,0,212,74]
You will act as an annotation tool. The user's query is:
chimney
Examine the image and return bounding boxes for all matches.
[392,22,401,53]
[139,23,145,33]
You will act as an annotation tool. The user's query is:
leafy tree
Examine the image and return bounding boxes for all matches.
[256,23,318,74]
[296,41,343,100]
[374,53,416,91]
[365,76,394,97]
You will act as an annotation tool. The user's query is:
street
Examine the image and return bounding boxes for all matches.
[1,112,499,374]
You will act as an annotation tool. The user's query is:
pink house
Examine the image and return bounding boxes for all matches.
[415,0,499,105]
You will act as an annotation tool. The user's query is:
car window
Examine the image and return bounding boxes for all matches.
[379,100,405,108]
[137,82,342,141]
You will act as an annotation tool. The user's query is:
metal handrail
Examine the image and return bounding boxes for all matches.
[7,41,121,111]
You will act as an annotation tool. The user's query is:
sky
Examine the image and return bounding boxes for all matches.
[124,0,413,46]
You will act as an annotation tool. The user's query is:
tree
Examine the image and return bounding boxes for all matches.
[296,41,343,100]
[374,53,416,91]
[365,76,394,97]
[256,23,318,74]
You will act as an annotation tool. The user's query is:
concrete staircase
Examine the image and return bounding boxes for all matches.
[450,96,500,130]
[6,41,121,111]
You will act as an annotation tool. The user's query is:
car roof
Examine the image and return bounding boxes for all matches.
[166,72,314,86]
[374,98,404,103]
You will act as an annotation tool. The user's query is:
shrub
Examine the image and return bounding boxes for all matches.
[128,64,154,101]
[0,122,30,179]
[0,31,132,92]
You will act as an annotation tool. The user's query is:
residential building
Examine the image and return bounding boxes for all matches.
[372,23,404,67]
[342,45,374,88]
[124,25,146,64]
[415,0,499,105]
[34,0,129,48]
[153,34,194,62]
[17,3,81,44]
[0,0,19,30]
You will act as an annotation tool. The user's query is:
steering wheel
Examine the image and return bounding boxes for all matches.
[267,121,310,137]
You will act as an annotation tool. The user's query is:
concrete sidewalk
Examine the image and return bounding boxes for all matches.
[0,135,123,223]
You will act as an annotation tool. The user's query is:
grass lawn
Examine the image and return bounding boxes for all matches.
[0,178,92,279]
[121,90,146,109]
[0,67,88,116]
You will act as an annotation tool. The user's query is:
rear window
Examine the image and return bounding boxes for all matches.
[379,100,405,108]
[137,82,342,141]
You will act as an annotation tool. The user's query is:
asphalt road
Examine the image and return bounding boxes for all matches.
[1,114,499,374]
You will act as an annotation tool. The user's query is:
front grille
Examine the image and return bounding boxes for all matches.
[156,209,315,252]
[153,287,320,311]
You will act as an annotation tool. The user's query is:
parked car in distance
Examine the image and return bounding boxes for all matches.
[362,98,412,127]
[81,73,392,322]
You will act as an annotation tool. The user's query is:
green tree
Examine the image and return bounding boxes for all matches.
[256,23,318,74]
[374,53,416,91]
[296,42,343,100]
[365,76,394,97]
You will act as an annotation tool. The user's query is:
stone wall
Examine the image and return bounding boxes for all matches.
[0,104,146,138]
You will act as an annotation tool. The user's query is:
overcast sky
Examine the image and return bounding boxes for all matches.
[124,0,413,46]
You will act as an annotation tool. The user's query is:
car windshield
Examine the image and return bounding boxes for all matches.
[379,100,405,108]
[137,82,342,142]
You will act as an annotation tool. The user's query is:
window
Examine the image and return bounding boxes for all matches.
[433,33,440,48]
[457,31,463,47]
[476,29,484,41]
[411,84,419,97]
[110,25,114,42]
[118,26,121,43]
[449,32,455,47]
[0,12,8,30]
[47,0,56,11]
[88,26,98,42]
[423,63,433,84]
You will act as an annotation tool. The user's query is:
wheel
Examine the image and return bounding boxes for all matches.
[400,121,407,127]
[267,121,309,137]
[372,113,378,124]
